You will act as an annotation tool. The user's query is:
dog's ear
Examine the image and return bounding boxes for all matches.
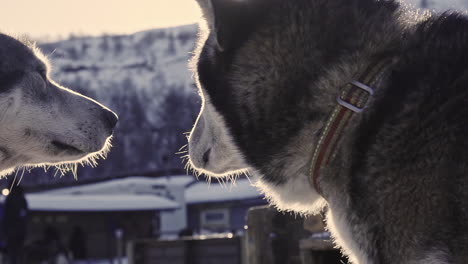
[195,0,267,51]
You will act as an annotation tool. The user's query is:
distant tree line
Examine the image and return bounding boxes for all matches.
[9,27,201,190]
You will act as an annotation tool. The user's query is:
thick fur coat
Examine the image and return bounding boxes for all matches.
[188,0,468,263]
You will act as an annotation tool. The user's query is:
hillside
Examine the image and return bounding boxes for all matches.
[19,25,200,188]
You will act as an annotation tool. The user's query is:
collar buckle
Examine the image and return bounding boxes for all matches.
[337,81,375,113]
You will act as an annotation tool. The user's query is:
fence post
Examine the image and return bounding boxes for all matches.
[114,228,123,264]
[126,240,134,264]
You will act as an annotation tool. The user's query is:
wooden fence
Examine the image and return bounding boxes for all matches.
[127,236,243,264]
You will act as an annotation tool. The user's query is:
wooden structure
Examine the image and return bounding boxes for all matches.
[246,206,348,264]
[127,236,243,264]
[299,239,347,264]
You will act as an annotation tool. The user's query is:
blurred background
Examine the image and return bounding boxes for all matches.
[0,0,466,263]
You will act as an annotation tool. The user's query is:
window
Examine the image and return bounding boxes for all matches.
[200,208,230,230]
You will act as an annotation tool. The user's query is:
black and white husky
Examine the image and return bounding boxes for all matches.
[188,0,468,263]
[0,34,117,177]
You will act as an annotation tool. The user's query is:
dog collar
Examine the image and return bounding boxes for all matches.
[309,58,393,194]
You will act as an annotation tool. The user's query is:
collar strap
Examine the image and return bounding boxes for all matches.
[309,59,392,194]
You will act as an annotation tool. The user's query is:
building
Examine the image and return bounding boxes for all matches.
[0,175,266,259]
[185,179,266,234]
[0,182,179,259]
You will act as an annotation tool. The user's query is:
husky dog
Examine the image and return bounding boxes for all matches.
[188,0,468,263]
[0,33,117,177]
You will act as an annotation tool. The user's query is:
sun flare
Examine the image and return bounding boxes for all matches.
[0,0,201,39]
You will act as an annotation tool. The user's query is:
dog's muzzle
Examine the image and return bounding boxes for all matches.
[101,108,119,133]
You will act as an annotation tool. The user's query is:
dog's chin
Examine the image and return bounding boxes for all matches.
[192,163,325,215]
[191,164,249,179]
[251,170,326,215]
[50,140,87,157]
[24,136,113,167]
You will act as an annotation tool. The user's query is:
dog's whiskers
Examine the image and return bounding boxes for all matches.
[9,169,19,192]
[17,168,26,185]
[178,144,188,151]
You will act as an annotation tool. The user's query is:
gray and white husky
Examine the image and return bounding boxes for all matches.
[0,33,117,177]
[188,0,468,263]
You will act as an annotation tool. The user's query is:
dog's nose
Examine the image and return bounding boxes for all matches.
[202,148,211,166]
[102,109,118,131]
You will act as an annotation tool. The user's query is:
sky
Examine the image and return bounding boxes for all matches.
[1,0,467,41]
[0,0,201,40]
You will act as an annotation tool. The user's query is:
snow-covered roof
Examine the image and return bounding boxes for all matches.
[38,176,263,204]
[186,180,262,204]
[4,176,263,211]
[25,194,179,212]
[42,175,195,195]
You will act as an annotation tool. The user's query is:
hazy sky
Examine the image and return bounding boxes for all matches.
[0,0,201,39]
[1,0,466,40]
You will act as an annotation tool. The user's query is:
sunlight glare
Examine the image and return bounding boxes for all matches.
[0,0,201,39]
[2,188,10,196]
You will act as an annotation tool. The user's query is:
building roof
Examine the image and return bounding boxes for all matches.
[186,179,262,204]
[25,193,179,212]
[40,175,195,195]
[37,175,262,204]
[1,175,263,212]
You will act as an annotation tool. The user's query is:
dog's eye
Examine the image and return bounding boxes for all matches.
[36,69,48,90]
[38,69,47,80]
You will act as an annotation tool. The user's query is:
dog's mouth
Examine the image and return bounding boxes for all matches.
[51,140,85,156]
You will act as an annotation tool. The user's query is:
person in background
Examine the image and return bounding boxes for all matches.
[68,226,87,261]
[42,225,68,264]
[4,183,28,264]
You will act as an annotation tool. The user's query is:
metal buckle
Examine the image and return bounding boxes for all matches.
[337,81,374,113]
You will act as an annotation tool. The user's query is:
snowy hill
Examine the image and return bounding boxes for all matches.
[17,25,201,188]
[40,24,197,111]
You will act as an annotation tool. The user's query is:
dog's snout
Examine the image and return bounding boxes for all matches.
[102,109,118,131]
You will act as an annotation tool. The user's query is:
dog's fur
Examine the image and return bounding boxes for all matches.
[187,0,468,263]
[0,33,117,177]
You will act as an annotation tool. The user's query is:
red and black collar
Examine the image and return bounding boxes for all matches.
[309,58,394,194]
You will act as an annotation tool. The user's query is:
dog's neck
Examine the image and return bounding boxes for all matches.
[276,0,414,205]
[309,57,396,194]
